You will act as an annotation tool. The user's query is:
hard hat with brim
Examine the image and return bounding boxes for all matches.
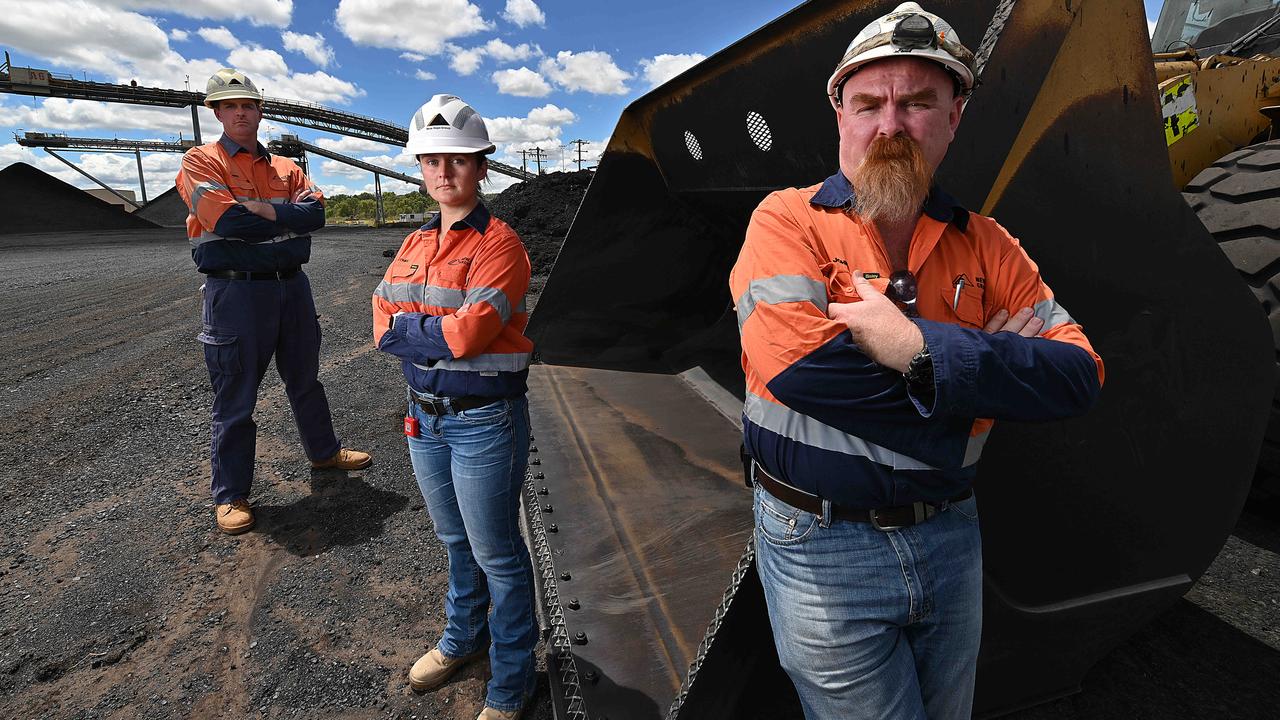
[204,68,263,108]
[406,94,496,156]
[826,2,976,109]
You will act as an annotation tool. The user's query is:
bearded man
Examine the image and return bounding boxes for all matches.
[728,4,1104,718]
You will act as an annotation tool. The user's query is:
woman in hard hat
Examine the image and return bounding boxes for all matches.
[371,94,535,720]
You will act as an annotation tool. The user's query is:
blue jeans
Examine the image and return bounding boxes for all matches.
[753,484,983,720]
[406,392,536,712]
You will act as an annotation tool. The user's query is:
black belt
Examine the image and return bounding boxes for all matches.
[411,394,501,416]
[205,268,299,280]
[751,460,971,530]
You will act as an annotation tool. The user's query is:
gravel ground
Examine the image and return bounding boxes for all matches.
[0,226,1276,720]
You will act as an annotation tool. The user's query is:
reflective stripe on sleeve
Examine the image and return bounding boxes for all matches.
[373,281,465,309]
[462,286,512,324]
[412,352,532,373]
[1033,297,1075,331]
[190,181,229,213]
[744,392,988,470]
[737,274,828,329]
[190,230,298,248]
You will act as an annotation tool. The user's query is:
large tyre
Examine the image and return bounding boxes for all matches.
[1183,139,1280,493]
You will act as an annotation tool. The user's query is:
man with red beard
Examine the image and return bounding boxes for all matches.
[729,3,1103,718]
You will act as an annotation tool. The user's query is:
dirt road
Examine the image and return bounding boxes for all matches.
[0,227,1275,719]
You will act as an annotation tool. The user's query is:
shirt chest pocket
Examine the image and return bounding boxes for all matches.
[228,175,257,201]
[432,264,469,287]
[266,173,290,193]
[940,286,986,329]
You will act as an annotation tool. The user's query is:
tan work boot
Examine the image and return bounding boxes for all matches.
[311,448,372,470]
[477,704,524,720]
[408,647,484,693]
[215,499,255,535]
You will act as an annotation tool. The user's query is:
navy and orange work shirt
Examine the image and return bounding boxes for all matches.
[176,134,325,273]
[373,202,533,399]
[730,172,1104,509]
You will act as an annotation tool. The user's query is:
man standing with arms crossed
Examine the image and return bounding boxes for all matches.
[178,68,370,536]
[730,4,1104,718]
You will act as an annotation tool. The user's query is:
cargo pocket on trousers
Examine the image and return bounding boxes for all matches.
[198,331,242,375]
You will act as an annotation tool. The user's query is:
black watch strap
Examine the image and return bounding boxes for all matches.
[904,345,933,388]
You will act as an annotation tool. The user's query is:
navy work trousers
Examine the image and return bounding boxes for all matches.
[198,271,340,504]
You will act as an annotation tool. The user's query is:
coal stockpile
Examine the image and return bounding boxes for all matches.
[135,186,189,228]
[0,162,159,234]
[488,170,592,304]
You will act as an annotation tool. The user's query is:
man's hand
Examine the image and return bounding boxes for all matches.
[292,187,316,203]
[827,270,923,373]
[241,199,277,222]
[983,307,1044,337]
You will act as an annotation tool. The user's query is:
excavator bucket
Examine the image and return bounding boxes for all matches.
[523,1,1273,717]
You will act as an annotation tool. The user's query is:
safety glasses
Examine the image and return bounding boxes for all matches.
[886,269,920,318]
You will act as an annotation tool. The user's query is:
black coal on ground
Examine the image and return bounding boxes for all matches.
[135,186,189,228]
[0,162,159,234]
[488,170,592,302]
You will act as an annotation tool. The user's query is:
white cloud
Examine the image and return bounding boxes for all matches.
[282,31,335,69]
[484,39,538,63]
[491,67,551,97]
[0,96,215,136]
[415,69,437,81]
[502,0,545,28]
[400,51,428,62]
[198,26,239,50]
[227,47,289,77]
[105,0,293,27]
[450,46,486,76]
[320,158,369,179]
[1149,19,1157,38]
[170,29,190,42]
[260,71,364,105]
[336,0,489,51]
[639,53,704,88]
[314,137,390,153]
[527,104,575,126]
[485,104,577,149]
[0,3,171,71]
[540,50,630,95]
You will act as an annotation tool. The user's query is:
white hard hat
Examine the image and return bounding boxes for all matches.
[826,2,977,109]
[406,94,496,155]
[204,68,263,108]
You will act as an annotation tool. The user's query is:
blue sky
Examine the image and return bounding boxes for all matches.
[0,1,1168,199]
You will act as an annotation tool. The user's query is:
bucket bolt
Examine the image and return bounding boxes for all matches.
[574,632,588,645]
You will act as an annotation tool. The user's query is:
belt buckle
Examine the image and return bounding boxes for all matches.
[869,509,905,532]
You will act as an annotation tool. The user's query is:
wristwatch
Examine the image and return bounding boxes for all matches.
[904,344,934,390]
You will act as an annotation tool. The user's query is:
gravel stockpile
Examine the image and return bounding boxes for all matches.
[0,163,159,234]
[488,170,592,307]
[0,225,1276,720]
[135,186,190,228]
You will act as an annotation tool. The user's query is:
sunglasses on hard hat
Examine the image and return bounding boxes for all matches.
[886,269,920,318]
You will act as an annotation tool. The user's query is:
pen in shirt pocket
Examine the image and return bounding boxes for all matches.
[952,277,965,311]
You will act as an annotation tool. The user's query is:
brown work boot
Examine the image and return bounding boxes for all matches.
[214,499,255,535]
[476,704,524,720]
[310,448,371,470]
[408,647,484,693]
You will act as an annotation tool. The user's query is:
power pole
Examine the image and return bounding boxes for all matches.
[570,139,588,171]
[530,147,547,174]
[519,149,529,174]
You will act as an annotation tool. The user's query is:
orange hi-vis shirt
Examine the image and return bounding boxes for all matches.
[730,172,1103,508]
[373,203,533,399]
[176,135,325,273]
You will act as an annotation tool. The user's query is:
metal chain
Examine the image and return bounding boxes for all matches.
[973,0,1019,82]
[664,538,757,720]
[523,473,589,720]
